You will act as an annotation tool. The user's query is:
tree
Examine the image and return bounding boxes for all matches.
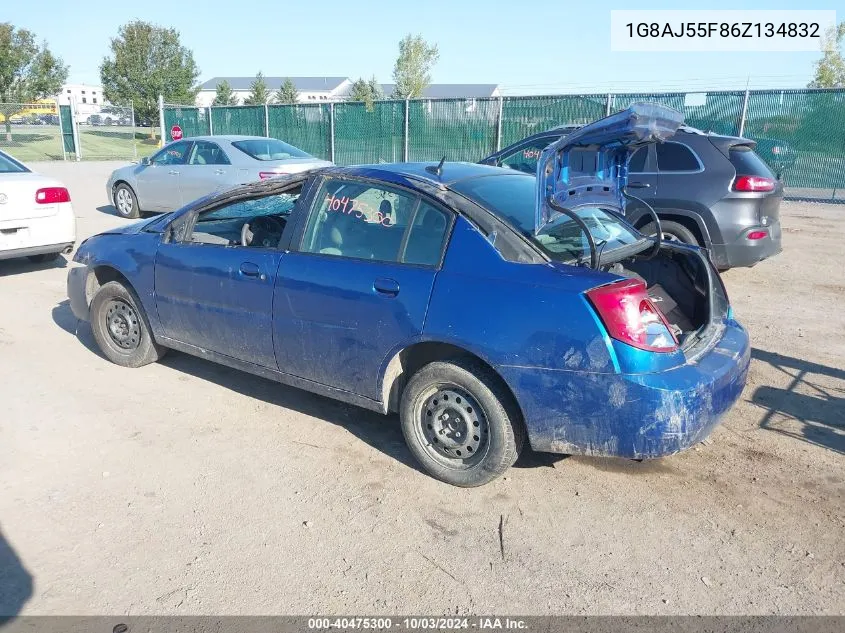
[212,80,239,106]
[100,20,199,137]
[349,76,384,111]
[809,21,845,87]
[243,72,270,105]
[274,78,299,105]
[391,34,438,99]
[0,23,68,141]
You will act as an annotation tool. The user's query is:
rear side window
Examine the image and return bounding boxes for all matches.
[0,152,28,173]
[656,142,700,172]
[729,146,775,178]
[499,139,554,174]
[232,139,310,161]
[628,147,647,172]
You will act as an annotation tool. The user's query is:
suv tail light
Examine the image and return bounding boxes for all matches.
[733,175,775,192]
[258,171,282,180]
[35,187,71,204]
[586,280,678,353]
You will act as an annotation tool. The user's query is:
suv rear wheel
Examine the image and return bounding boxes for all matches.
[641,220,699,246]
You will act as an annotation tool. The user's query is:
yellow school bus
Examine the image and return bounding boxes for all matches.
[0,100,58,123]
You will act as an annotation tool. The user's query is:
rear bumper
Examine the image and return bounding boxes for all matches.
[709,222,782,270]
[501,321,751,459]
[0,205,76,261]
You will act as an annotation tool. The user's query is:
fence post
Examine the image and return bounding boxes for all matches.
[56,102,67,161]
[158,95,165,145]
[403,99,410,162]
[605,93,613,116]
[131,104,137,161]
[70,97,81,161]
[208,106,214,135]
[738,88,750,137]
[329,103,335,163]
[264,103,270,137]
[496,96,504,152]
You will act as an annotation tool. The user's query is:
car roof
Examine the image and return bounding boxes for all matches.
[184,135,279,143]
[339,161,529,188]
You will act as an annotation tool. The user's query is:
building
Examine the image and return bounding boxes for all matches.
[56,83,105,107]
[197,77,352,106]
[196,77,501,105]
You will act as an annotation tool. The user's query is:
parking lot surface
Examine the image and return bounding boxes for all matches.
[1,161,843,616]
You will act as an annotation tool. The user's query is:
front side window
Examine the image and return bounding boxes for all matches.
[181,188,301,247]
[232,138,310,161]
[300,179,450,265]
[152,141,191,166]
[656,142,701,172]
[499,139,554,174]
[188,141,230,166]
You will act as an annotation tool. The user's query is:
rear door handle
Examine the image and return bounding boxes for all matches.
[373,277,400,297]
[239,262,265,280]
[214,169,225,175]
[168,170,179,176]
[627,181,651,189]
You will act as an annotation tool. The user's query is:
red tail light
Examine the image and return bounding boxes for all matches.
[747,230,768,240]
[35,187,71,204]
[733,175,775,192]
[258,171,281,180]
[586,279,678,353]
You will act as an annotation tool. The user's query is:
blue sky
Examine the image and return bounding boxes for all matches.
[4,0,842,93]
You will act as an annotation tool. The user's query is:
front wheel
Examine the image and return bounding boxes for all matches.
[90,280,166,368]
[113,183,140,219]
[400,359,525,487]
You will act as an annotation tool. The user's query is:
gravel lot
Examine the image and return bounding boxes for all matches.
[1,161,843,616]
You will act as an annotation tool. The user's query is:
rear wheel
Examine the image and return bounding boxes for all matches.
[113,183,140,219]
[641,220,699,246]
[90,280,166,367]
[400,359,524,487]
[27,253,61,263]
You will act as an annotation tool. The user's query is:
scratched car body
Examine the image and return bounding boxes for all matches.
[67,104,750,487]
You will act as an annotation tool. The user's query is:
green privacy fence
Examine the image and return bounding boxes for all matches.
[163,89,845,200]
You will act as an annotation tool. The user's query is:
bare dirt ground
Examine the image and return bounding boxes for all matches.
[1,162,843,616]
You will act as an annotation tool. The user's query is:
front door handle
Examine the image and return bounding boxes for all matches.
[373,277,400,297]
[168,170,179,176]
[239,262,265,280]
[627,181,651,189]
[214,169,225,175]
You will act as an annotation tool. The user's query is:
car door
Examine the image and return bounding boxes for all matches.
[273,176,453,399]
[154,186,302,368]
[135,140,192,211]
[178,140,233,205]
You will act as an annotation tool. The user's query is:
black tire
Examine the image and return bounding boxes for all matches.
[640,220,699,246]
[90,280,166,368]
[27,252,61,263]
[113,183,140,219]
[400,359,525,487]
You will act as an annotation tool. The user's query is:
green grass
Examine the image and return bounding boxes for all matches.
[0,124,161,162]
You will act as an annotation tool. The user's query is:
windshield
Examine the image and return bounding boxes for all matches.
[450,174,643,263]
[0,151,29,174]
[232,139,310,161]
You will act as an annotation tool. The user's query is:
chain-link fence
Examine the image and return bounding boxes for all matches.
[0,102,66,161]
[160,88,845,201]
[0,101,158,162]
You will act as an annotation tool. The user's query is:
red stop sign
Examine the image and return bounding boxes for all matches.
[170,125,183,141]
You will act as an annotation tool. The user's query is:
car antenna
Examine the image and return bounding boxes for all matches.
[425,155,446,177]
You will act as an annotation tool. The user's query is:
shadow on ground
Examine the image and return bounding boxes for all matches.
[0,526,33,620]
[0,255,66,277]
[751,347,845,455]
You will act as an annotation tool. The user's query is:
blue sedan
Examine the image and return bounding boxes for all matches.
[67,104,750,486]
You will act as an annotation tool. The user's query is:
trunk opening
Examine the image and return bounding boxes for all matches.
[611,246,720,349]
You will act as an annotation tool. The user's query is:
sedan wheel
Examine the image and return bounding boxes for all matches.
[114,184,140,219]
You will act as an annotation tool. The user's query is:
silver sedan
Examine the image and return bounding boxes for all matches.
[106,135,332,218]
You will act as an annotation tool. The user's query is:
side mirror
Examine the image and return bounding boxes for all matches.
[140,156,151,166]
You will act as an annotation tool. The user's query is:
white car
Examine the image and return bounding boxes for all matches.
[0,150,76,263]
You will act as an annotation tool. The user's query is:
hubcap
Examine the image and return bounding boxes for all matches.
[105,299,140,350]
[418,387,488,466]
[116,189,132,214]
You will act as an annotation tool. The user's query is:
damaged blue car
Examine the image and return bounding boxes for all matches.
[67,103,750,487]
